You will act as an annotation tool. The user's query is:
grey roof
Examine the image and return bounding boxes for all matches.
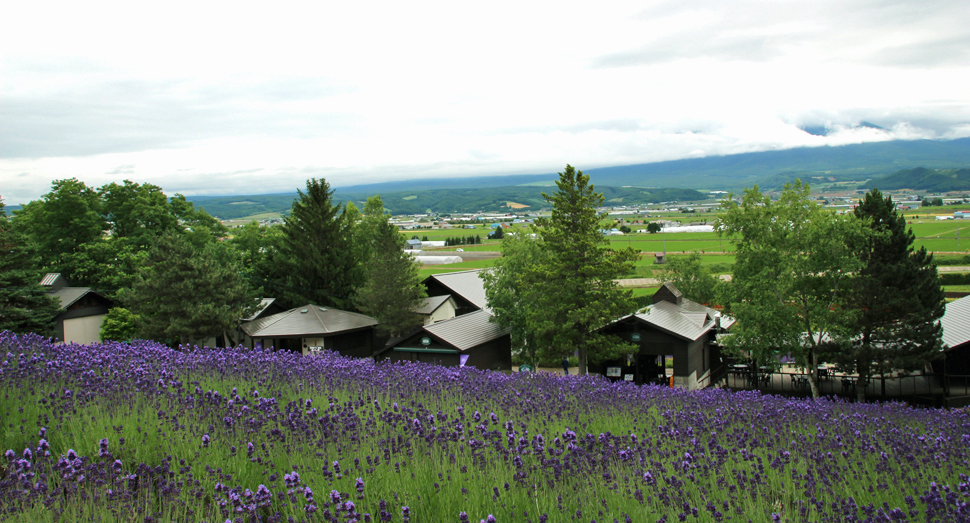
[48,287,100,309]
[627,298,734,341]
[413,294,455,315]
[942,295,970,350]
[423,309,510,351]
[424,269,489,310]
[241,305,377,338]
[243,298,278,321]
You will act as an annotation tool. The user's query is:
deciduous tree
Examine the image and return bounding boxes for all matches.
[716,181,868,398]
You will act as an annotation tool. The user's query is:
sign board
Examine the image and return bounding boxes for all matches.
[606,367,622,377]
[518,364,533,373]
[624,374,634,381]
[630,333,641,342]
[420,337,432,346]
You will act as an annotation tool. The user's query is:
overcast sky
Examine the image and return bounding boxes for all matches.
[2,0,968,204]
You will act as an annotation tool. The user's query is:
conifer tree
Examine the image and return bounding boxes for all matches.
[353,196,426,336]
[0,199,61,335]
[839,188,945,400]
[526,165,639,374]
[272,178,362,309]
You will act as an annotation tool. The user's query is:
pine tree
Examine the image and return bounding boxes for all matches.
[527,165,639,374]
[123,232,255,345]
[272,179,362,309]
[839,188,945,400]
[0,199,61,335]
[353,196,426,336]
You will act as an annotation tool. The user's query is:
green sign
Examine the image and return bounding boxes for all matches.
[631,333,641,342]
[518,364,533,373]
[420,337,431,346]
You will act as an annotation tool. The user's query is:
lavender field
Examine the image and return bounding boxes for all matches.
[1,332,969,522]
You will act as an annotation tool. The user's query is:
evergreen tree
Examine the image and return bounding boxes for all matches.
[353,196,426,336]
[122,232,255,345]
[272,179,362,309]
[527,165,639,375]
[0,199,61,335]
[839,188,945,400]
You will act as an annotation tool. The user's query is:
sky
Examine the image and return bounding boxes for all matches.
[2,0,969,204]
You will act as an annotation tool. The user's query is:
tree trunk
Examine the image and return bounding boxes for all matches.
[578,345,588,376]
[856,359,869,403]
[807,351,821,399]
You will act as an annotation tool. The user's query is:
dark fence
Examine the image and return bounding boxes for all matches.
[716,366,970,407]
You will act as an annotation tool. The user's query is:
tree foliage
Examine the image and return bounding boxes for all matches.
[271,179,362,309]
[521,165,639,374]
[99,307,140,342]
[352,196,427,336]
[480,226,553,367]
[0,199,61,336]
[837,188,945,400]
[122,232,256,345]
[660,253,723,306]
[716,181,869,398]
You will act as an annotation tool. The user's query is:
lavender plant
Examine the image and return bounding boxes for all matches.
[1,331,968,522]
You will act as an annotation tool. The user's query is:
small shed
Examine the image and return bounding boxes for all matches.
[406,239,423,250]
[376,309,511,370]
[240,305,379,358]
[595,283,733,389]
[413,294,458,325]
[40,273,113,344]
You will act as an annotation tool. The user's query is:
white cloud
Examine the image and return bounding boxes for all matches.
[1,0,968,203]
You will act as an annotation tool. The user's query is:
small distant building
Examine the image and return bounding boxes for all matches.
[40,273,113,344]
[240,305,379,358]
[376,309,511,370]
[406,239,423,250]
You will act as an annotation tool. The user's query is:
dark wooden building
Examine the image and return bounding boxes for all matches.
[240,305,379,358]
[595,283,733,389]
[376,309,511,370]
[41,273,114,344]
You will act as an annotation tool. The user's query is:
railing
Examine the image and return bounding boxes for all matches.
[720,368,970,406]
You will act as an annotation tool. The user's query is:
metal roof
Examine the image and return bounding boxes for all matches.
[40,273,63,287]
[243,298,278,321]
[48,287,101,309]
[413,294,455,315]
[423,309,510,351]
[241,305,378,338]
[628,298,734,342]
[941,295,970,350]
[423,269,489,310]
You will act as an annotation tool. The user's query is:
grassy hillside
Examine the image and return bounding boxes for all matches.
[863,167,970,192]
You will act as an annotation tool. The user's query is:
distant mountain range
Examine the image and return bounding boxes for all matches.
[183,137,970,218]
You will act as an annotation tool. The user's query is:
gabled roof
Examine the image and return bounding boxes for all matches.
[625,298,734,342]
[48,287,103,309]
[423,309,510,351]
[423,269,489,310]
[243,298,279,321]
[241,305,378,338]
[942,295,970,350]
[413,294,455,315]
